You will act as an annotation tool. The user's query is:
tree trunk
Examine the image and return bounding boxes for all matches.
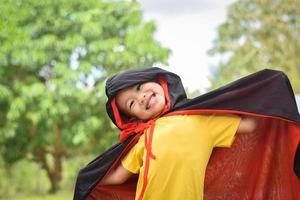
[47,152,62,194]
[48,124,63,193]
[32,124,63,194]
[35,148,62,194]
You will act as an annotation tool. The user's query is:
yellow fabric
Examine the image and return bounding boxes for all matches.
[121,114,241,200]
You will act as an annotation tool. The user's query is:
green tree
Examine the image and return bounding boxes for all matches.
[208,0,300,92]
[0,0,169,193]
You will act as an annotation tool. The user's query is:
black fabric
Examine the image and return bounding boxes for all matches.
[295,142,300,179]
[173,69,300,122]
[73,134,136,200]
[74,67,300,200]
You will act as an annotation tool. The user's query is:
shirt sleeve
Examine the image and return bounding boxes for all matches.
[121,136,145,174]
[207,114,241,147]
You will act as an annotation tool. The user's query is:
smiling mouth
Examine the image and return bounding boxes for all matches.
[146,93,156,110]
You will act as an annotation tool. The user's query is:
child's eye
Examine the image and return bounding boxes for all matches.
[129,100,134,109]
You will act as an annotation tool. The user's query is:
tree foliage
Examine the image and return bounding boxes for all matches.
[209,0,300,92]
[0,0,169,193]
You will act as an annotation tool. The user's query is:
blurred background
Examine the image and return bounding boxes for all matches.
[0,0,299,199]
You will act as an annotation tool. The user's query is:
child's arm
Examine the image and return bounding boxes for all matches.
[237,116,259,134]
[99,164,134,185]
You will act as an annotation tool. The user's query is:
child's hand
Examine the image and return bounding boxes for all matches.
[237,116,259,134]
[100,164,134,185]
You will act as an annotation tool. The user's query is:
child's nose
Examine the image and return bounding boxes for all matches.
[138,94,146,105]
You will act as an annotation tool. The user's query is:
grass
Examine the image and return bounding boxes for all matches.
[8,190,73,200]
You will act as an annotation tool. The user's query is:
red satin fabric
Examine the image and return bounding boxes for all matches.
[87,117,300,200]
[87,178,137,200]
[204,118,300,200]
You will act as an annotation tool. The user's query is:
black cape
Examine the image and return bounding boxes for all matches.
[74,67,300,200]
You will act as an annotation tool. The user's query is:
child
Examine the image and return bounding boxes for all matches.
[100,81,258,200]
[74,67,300,200]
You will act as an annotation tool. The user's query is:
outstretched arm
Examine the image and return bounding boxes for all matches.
[100,164,134,185]
[237,116,259,134]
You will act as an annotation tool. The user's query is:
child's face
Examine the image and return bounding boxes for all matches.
[115,82,166,121]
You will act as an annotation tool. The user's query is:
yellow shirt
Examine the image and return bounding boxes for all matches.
[122,114,241,200]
